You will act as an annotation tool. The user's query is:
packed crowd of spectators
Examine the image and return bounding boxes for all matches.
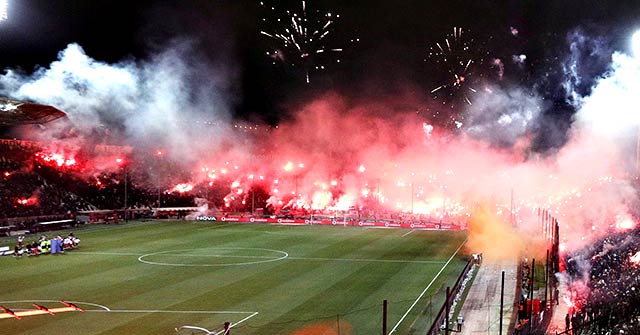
[1,170,96,217]
[0,139,469,234]
[0,139,157,229]
[564,227,640,334]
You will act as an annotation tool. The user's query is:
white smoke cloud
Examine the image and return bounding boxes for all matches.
[562,29,613,109]
[511,54,526,67]
[553,31,640,249]
[575,51,640,139]
[462,85,544,148]
[0,41,236,165]
[455,29,640,253]
[0,27,639,260]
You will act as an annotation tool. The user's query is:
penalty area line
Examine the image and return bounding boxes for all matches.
[212,312,259,335]
[177,312,259,335]
[176,325,215,334]
[73,251,142,256]
[0,300,110,311]
[74,251,444,264]
[401,229,415,237]
[87,309,256,315]
[388,237,468,335]
[287,256,445,264]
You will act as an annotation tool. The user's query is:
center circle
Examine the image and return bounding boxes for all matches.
[137,247,289,267]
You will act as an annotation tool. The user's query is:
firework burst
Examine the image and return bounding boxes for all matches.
[427,27,480,110]
[260,1,343,83]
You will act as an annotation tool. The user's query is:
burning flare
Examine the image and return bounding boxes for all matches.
[630,251,640,265]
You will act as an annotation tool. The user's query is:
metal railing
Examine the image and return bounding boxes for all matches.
[426,259,475,335]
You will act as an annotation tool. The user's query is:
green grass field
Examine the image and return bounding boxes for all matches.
[0,221,468,335]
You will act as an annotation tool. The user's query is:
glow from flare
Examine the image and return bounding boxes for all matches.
[35,151,77,168]
[169,183,194,194]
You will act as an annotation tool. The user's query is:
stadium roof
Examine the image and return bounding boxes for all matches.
[0,97,66,125]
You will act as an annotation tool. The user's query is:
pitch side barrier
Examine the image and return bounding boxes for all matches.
[426,259,474,335]
[194,216,465,230]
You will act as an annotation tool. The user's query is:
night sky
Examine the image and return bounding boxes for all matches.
[0,0,639,128]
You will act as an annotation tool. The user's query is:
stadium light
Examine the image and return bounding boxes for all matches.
[633,30,640,58]
[0,0,7,22]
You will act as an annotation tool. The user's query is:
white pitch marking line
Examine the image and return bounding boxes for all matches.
[137,248,289,267]
[75,251,278,259]
[89,309,256,314]
[401,229,415,237]
[177,325,215,334]
[0,298,260,333]
[144,254,278,259]
[388,238,468,335]
[76,251,445,265]
[0,300,110,311]
[0,301,257,316]
[287,256,445,264]
[213,312,259,335]
[74,251,142,256]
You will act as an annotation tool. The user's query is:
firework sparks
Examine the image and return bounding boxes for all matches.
[630,251,640,265]
[427,26,485,119]
[260,1,343,83]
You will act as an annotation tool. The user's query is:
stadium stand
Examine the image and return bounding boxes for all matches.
[555,227,640,334]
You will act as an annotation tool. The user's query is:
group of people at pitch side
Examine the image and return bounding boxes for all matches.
[13,233,80,257]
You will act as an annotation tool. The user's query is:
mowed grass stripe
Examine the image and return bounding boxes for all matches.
[226,230,461,334]
[128,229,394,333]
[86,225,386,322]
[253,234,466,334]
[207,242,396,333]
[149,230,392,310]
[0,221,467,335]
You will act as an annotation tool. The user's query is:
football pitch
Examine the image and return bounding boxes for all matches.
[0,221,469,335]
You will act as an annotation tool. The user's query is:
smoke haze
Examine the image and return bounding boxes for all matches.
[1,28,639,257]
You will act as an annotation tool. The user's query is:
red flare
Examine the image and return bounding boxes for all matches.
[36,150,77,168]
[60,301,84,312]
[0,305,21,319]
[32,304,56,315]
[169,183,194,194]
